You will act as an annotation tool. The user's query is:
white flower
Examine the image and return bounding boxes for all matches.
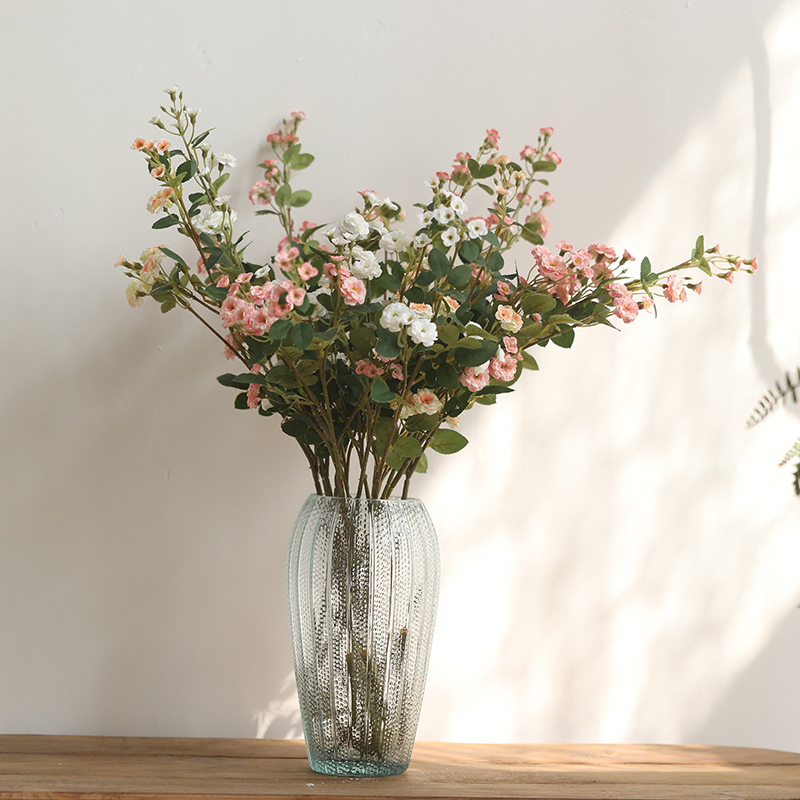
[164,85,180,96]
[425,178,438,189]
[418,209,434,226]
[434,205,456,225]
[408,318,438,347]
[467,218,488,239]
[369,217,388,236]
[361,191,380,205]
[380,301,414,332]
[254,266,271,279]
[380,229,411,253]
[339,212,371,241]
[210,152,237,170]
[441,226,461,247]
[350,248,382,280]
[414,232,432,248]
[381,197,399,211]
[193,207,225,234]
[451,196,468,218]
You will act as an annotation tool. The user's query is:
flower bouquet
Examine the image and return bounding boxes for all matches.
[117,87,756,776]
[117,86,755,501]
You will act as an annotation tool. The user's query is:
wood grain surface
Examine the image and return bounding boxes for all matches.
[1,735,799,800]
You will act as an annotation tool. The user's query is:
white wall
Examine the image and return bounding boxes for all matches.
[2,0,799,752]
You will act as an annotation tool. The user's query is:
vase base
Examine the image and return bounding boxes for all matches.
[309,757,408,777]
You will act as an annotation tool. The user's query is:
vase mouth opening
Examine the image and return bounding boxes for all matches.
[308,493,422,505]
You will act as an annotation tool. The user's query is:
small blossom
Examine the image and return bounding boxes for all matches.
[297,262,319,281]
[459,366,491,392]
[340,276,367,306]
[409,318,438,347]
[664,274,688,303]
[495,305,523,333]
[380,301,414,332]
[441,226,461,247]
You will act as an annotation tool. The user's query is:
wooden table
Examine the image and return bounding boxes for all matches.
[1,735,799,799]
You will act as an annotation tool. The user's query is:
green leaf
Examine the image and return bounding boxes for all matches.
[370,378,397,405]
[415,453,429,473]
[520,351,539,371]
[265,364,294,385]
[289,189,312,208]
[436,362,460,390]
[389,435,424,460]
[349,326,377,355]
[522,293,556,315]
[693,235,705,259]
[552,328,575,349]
[437,324,461,346]
[152,214,180,230]
[211,172,230,193]
[281,416,310,438]
[453,339,496,367]
[290,321,314,350]
[375,337,401,360]
[640,255,654,282]
[233,391,250,409]
[459,240,480,264]
[268,318,293,340]
[404,413,439,432]
[287,152,315,170]
[531,160,558,172]
[191,130,212,148]
[429,429,468,455]
[467,158,482,178]
[274,184,292,208]
[449,263,472,288]
[158,247,189,269]
[176,159,198,183]
[487,251,504,272]
[428,247,450,278]
[519,224,544,246]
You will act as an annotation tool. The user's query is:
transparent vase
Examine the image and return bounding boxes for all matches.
[286,494,440,777]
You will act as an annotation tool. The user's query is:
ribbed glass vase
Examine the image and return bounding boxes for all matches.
[286,494,440,777]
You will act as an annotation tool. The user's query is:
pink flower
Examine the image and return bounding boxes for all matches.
[459,367,491,392]
[750,256,759,271]
[390,362,404,381]
[694,282,703,295]
[155,139,171,152]
[589,243,617,263]
[291,110,306,120]
[540,127,554,137]
[246,368,263,409]
[641,295,655,314]
[340,276,366,306]
[297,262,319,281]
[216,275,230,288]
[151,166,165,179]
[502,336,518,354]
[489,352,518,382]
[249,180,275,205]
[287,286,306,306]
[519,145,535,159]
[485,128,500,149]
[664,274,688,303]
[545,151,561,165]
[131,138,146,151]
[355,359,383,378]
[540,191,554,207]
[145,186,174,213]
[495,304,523,333]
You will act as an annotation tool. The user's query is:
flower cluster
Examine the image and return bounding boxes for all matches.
[117,87,756,499]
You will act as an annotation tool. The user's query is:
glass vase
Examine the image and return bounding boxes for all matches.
[286,494,440,777]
